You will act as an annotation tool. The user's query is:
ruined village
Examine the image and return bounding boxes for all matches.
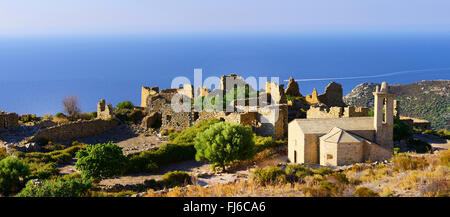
[0,74,448,197]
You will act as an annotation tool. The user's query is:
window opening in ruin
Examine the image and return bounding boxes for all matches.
[327,154,333,160]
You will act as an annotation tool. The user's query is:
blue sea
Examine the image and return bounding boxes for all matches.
[1,33,450,115]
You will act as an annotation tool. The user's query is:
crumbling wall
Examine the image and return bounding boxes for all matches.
[28,119,119,142]
[343,106,369,117]
[141,86,159,108]
[97,99,114,120]
[307,106,343,118]
[0,112,19,130]
[305,82,346,107]
[196,86,210,97]
[305,88,319,104]
[317,82,346,107]
[285,77,301,97]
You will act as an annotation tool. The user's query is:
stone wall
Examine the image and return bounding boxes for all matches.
[0,112,19,130]
[305,82,346,107]
[307,106,343,118]
[307,105,369,119]
[305,88,319,104]
[28,119,119,142]
[142,78,289,139]
[343,106,369,117]
[97,99,114,120]
[363,141,393,162]
[141,86,159,108]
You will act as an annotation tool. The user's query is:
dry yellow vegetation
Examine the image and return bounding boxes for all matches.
[144,150,449,197]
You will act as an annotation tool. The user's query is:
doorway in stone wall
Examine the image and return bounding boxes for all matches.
[294,150,297,163]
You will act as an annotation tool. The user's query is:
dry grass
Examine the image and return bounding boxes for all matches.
[144,150,450,197]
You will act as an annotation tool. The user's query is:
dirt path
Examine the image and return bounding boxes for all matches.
[98,150,288,189]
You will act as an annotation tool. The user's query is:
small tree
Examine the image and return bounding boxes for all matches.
[194,122,256,171]
[62,95,81,118]
[116,100,135,110]
[75,142,127,180]
[0,157,30,195]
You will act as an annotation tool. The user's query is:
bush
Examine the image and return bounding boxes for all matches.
[28,162,60,180]
[171,119,221,145]
[394,118,413,141]
[23,143,86,165]
[16,178,92,197]
[354,187,379,197]
[20,114,40,123]
[117,101,135,110]
[126,143,196,174]
[55,112,66,119]
[285,164,314,182]
[0,157,30,195]
[75,142,127,180]
[315,167,334,176]
[252,166,286,184]
[162,171,191,187]
[254,136,287,151]
[194,122,256,171]
[407,138,432,153]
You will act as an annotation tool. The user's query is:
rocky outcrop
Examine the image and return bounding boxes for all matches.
[305,82,346,107]
[285,77,301,97]
[317,82,346,107]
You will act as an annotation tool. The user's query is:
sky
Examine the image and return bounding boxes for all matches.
[1,0,450,36]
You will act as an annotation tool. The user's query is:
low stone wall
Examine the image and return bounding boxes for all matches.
[28,119,119,142]
[0,112,19,130]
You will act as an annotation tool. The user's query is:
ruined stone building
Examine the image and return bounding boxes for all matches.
[288,82,394,166]
[140,74,289,139]
[0,111,19,131]
[399,116,431,131]
[304,82,370,119]
[97,99,114,120]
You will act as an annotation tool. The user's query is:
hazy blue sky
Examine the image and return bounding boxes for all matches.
[1,0,450,35]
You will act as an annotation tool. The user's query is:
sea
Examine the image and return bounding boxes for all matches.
[1,33,449,115]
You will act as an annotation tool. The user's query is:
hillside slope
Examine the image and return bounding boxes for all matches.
[343,80,450,130]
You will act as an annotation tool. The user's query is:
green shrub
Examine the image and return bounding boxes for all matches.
[315,167,334,176]
[127,109,144,124]
[20,114,40,123]
[162,171,191,187]
[55,112,66,119]
[252,166,286,184]
[394,118,413,141]
[23,142,86,165]
[285,164,314,182]
[254,135,287,151]
[126,143,196,174]
[117,101,135,110]
[194,122,256,171]
[354,187,379,197]
[28,162,60,180]
[16,178,92,197]
[75,142,127,180]
[171,119,221,145]
[0,157,30,195]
